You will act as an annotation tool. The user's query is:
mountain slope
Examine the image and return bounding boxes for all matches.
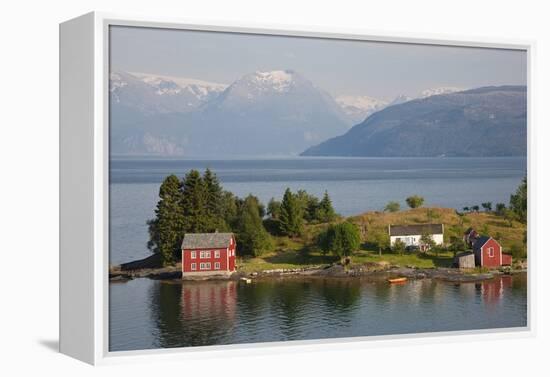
[301,86,527,157]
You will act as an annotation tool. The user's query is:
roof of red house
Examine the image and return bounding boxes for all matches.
[181,233,234,249]
[473,235,495,250]
[389,224,443,237]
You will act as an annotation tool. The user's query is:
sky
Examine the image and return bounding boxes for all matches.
[110,25,527,101]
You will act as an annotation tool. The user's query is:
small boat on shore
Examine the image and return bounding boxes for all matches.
[388,277,407,284]
[240,277,252,284]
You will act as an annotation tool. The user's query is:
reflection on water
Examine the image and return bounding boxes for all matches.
[109,274,527,352]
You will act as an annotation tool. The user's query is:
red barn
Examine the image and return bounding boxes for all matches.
[472,236,512,268]
[181,233,236,277]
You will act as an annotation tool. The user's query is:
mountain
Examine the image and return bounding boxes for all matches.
[110,70,352,156]
[336,96,388,124]
[110,71,226,114]
[301,86,527,157]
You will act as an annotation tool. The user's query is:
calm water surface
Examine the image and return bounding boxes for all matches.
[109,157,526,264]
[109,274,527,352]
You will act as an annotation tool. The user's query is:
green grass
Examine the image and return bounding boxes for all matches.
[351,249,455,268]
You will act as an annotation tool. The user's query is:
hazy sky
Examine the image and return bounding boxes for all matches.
[110,26,527,100]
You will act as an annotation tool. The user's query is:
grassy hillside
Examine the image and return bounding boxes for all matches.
[237,207,527,273]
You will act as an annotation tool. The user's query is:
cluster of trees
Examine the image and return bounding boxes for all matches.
[148,170,339,265]
[461,177,527,225]
[267,189,337,236]
[383,195,425,212]
[147,169,271,265]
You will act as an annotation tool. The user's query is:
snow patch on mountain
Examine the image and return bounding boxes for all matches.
[420,86,463,98]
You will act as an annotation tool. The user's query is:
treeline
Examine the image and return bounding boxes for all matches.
[147,169,338,265]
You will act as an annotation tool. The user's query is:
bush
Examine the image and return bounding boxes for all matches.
[384,201,400,212]
[510,244,526,259]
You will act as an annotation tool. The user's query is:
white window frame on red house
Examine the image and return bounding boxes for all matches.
[215,250,220,258]
[190,263,196,271]
[200,262,211,270]
[488,247,495,257]
[200,250,211,259]
[190,250,196,259]
[214,262,220,270]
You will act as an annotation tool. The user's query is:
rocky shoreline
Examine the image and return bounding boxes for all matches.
[110,261,525,284]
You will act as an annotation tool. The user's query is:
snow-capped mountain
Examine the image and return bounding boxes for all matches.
[336,95,388,124]
[197,70,352,156]
[110,71,227,114]
[110,69,352,157]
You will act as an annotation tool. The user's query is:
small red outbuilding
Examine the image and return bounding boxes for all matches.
[472,236,512,268]
[181,233,236,277]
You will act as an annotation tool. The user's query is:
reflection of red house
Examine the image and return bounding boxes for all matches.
[181,233,236,277]
[473,236,512,268]
[180,281,237,321]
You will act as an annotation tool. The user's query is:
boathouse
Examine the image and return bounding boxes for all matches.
[181,233,237,277]
[388,223,444,251]
[472,236,512,268]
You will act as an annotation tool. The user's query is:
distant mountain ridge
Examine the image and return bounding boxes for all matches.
[301,85,526,157]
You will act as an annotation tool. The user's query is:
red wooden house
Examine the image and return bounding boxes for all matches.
[472,236,512,268]
[181,233,236,277]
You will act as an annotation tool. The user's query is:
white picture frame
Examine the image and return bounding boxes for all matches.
[59,11,535,365]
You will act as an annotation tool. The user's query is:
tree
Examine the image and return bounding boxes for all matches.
[295,190,319,222]
[406,195,425,209]
[317,191,337,222]
[495,203,506,216]
[181,170,208,233]
[384,201,400,213]
[234,195,272,256]
[462,207,470,212]
[472,205,480,212]
[278,188,304,236]
[318,222,361,259]
[483,202,493,212]
[147,175,185,266]
[510,177,527,223]
[393,239,406,255]
[371,231,390,256]
[203,168,229,231]
[267,198,281,219]
[420,232,436,252]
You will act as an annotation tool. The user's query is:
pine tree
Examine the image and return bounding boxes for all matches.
[317,190,336,222]
[203,168,228,231]
[510,176,527,223]
[147,175,185,266]
[278,188,303,236]
[181,170,208,233]
[235,195,272,256]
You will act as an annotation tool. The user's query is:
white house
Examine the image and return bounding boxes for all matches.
[388,224,444,251]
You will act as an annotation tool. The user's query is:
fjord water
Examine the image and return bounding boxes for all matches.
[110,156,526,264]
[109,274,527,351]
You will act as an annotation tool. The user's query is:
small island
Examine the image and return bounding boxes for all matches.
[110,170,527,283]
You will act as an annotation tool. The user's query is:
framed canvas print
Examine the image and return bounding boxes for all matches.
[60,12,532,365]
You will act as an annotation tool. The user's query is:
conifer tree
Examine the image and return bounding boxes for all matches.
[278,188,303,236]
[181,169,208,233]
[317,190,336,222]
[147,175,185,266]
[235,195,272,256]
[203,168,228,231]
